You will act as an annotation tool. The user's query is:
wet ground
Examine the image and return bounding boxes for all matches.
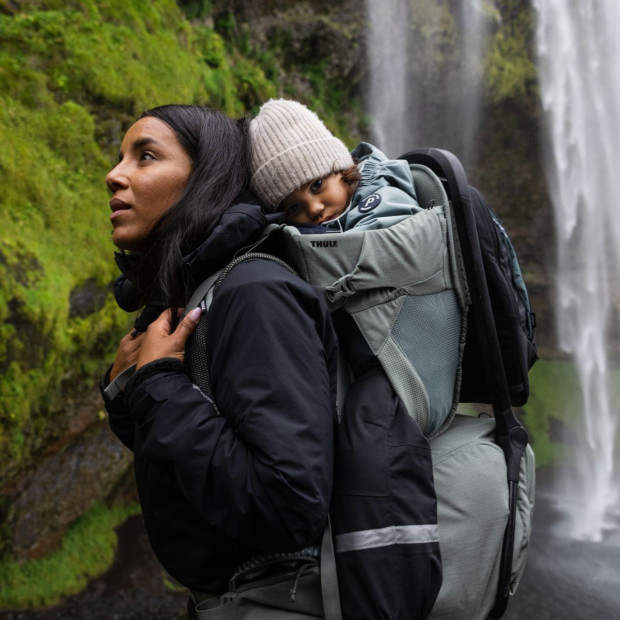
[503,481,620,620]
[2,472,620,619]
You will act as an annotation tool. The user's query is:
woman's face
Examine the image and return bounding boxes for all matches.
[106,117,193,251]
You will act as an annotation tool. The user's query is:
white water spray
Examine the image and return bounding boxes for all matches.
[457,0,488,167]
[533,0,620,541]
[365,0,410,157]
[365,0,489,165]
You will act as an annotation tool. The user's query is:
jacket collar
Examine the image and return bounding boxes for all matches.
[113,195,285,330]
[183,198,283,280]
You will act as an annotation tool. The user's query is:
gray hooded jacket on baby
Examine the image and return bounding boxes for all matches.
[322,142,422,232]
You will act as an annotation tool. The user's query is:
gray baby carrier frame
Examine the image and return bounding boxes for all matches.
[267,163,468,439]
[257,150,530,617]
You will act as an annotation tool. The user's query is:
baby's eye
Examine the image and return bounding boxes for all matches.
[310,179,323,192]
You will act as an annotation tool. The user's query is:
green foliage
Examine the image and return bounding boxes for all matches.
[484,0,538,103]
[193,24,276,115]
[177,0,212,21]
[0,501,139,609]
[0,2,204,114]
[211,9,361,145]
[521,359,582,468]
[523,359,620,468]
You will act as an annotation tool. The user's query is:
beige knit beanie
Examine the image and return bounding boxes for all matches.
[249,99,354,209]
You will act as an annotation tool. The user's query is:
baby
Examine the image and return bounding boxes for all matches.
[249,99,422,232]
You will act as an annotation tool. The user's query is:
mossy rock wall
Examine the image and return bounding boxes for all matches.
[0,0,279,481]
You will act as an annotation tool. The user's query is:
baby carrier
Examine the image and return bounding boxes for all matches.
[186,148,536,619]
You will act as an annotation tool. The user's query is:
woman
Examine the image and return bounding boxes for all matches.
[100,105,338,618]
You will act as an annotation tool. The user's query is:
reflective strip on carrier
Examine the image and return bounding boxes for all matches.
[334,523,439,553]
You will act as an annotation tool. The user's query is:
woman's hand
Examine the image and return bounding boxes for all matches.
[110,330,145,381]
[136,307,202,370]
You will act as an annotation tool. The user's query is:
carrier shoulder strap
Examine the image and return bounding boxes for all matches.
[320,516,343,620]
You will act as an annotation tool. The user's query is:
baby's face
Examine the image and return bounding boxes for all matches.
[282,173,349,225]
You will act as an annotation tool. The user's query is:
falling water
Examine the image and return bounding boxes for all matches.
[365,0,490,166]
[365,0,410,157]
[455,0,488,167]
[533,0,620,541]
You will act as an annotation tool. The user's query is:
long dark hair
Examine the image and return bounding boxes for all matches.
[131,104,250,306]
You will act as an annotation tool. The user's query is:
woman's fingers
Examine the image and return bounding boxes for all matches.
[175,307,202,345]
[110,329,145,380]
[136,307,202,369]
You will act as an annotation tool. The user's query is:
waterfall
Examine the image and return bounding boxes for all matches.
[533,0,620,541]
[365,0,410,157]
[365,0,489,164]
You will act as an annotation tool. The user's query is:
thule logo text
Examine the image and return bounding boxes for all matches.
[310,240,339,248]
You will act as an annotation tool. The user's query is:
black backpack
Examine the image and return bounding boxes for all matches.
[459,186,537,406]
[401,150,538,409]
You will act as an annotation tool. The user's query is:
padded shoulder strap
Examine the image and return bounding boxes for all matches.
[184,269,222,316]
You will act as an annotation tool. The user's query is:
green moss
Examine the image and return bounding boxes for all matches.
[0,0,280,483]
[0,501,140,610]
[520,359,583,467]
[193,25,277,115]
[525,359,620,469]
[212,9,363,145]
[484,0,538,103]
[0,94,128,471]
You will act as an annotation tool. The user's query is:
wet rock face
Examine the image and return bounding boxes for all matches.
[8,422,132,560]
[0,516,187,620]
[0,385,133,561]
[69,279,110,319]
[211,0,367,102]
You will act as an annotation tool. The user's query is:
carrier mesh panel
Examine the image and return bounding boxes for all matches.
[376,336,431,433]
[391,290,461,437]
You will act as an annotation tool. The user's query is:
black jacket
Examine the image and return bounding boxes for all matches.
[102,199,339,592]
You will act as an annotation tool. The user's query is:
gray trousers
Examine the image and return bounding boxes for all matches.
[192,559,324,619]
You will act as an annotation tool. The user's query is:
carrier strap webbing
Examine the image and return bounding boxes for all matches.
[320,516,342,620]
